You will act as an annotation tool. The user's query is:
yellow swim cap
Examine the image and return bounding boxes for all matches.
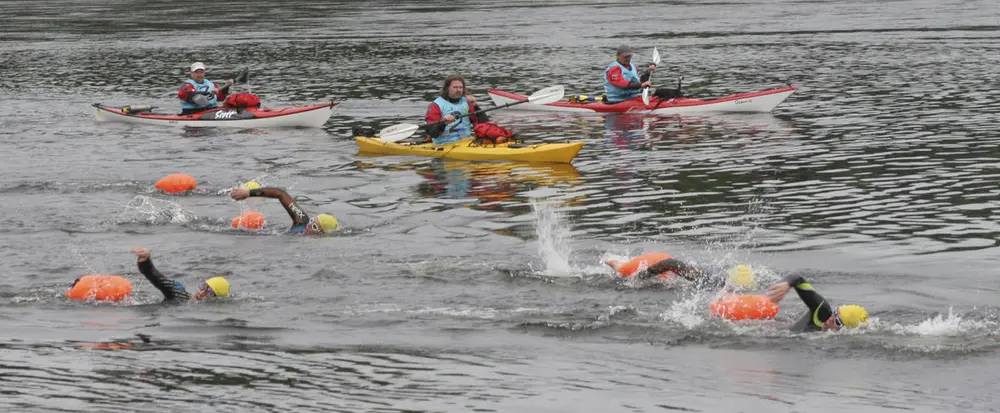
[315,213,338,232]
[837,305,868,328]
[727,264,755,288]
[204,276,230,297]
[241,181,261,190]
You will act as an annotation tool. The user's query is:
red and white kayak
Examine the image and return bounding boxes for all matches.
[93,101,338,128]
[487,86,796,114]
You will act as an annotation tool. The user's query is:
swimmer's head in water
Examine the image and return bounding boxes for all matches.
[304,214,338,234]
[727,264,755,288]
[241,181,261,190]
[194,276,231,300]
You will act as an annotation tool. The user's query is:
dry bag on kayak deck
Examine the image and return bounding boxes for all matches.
[224,93,262,109]
[473,122,515,144]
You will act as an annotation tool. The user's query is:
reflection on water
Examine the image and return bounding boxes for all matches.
[354,158,583,212]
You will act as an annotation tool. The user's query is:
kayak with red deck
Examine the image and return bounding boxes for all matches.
[487,85,796,114]
[93,100,338,128]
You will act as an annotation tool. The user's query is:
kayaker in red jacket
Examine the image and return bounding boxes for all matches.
[177,62,234,114]
[424,75,490,144]
[604,45,681,103]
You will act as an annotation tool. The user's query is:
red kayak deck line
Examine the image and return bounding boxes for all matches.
[92,101,337,121]
[93,100,338,128]
[487,86,796,114]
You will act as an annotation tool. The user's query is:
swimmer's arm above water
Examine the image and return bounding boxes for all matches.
[230,186,310,226]
[132,247,190,301]
[767,274,832,319]
[636,258,705,281]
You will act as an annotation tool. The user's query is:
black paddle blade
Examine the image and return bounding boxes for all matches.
[233,67,249,83]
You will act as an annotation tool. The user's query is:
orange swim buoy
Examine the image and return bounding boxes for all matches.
[155,174,197,193]
[66,274,133,302]
[605,252,675,279]
[710,294,779,320]
[232,210,265,229]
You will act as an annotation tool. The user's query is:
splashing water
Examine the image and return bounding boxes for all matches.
[889,307,998,336]
[121,195,196,224]
[530,198,575,277]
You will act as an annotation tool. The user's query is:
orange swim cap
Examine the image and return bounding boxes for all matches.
[66,274,133,302]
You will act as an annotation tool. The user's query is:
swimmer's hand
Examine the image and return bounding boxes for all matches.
[231,187,250,201]
[766,281,791,304]
[131,247,151,262]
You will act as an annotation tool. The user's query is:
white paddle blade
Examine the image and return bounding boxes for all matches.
[378,123,419,143]
[525,85,565,105]
[652,47,661,66]
[642,88,650,105]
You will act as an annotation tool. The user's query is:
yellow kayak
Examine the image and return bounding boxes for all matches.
[354,136,585,164]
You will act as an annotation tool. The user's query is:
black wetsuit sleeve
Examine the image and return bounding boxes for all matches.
[137,259,191,301]
[250,187,310,227]
[634,258,724,289]
[782,274,834,332]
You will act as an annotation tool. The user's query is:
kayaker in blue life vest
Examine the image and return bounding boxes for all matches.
[177,62,235,114]
[229,185,339,235]
[604,45,681,103]
[424,75,490,144]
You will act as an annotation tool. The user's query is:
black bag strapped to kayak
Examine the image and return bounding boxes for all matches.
[472,122,516,145]
[352,125,376,137]
[223,93,262,110]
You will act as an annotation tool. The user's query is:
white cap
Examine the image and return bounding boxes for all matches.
[189,62,206,72]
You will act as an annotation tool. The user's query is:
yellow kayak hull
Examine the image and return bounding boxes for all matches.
[354,136,584,164]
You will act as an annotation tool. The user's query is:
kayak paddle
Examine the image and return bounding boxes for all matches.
[641,47,661,106]
[219,67,250,95]
[377,85,565,143]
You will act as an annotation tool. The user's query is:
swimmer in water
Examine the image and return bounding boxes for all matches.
[229,186,338,234]
[131,247,230,302]
[625,255,757,290]
[766,275,869,332]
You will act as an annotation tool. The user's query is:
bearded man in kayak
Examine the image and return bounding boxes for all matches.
[229,186,339,234]
[178,62,235,114]
[131,247,231,302]
[424,75,490,144]
[766,275,869,332]
[604,45,680,103]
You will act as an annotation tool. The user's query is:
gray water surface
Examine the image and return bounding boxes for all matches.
[1,1,999,412]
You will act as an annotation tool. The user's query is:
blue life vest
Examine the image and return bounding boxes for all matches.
[431,96,472,145]
[181,78,218,110]
[603,61,642,103]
